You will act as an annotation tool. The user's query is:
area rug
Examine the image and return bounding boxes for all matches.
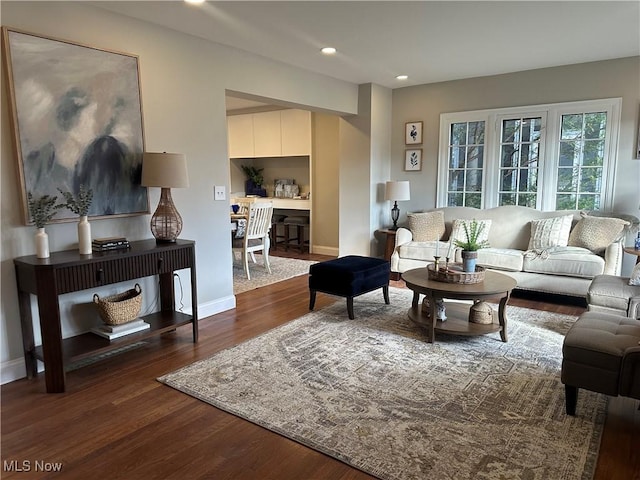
[158,287,606,480]
[233,254,316,294]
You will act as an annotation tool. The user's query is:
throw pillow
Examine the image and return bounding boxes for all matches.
[528,214,573,251]
[568,213,630,254]
[407,211,445,242]
[450,219,491,246]
[629,263,640,286]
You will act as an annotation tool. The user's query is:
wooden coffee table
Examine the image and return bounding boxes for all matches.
[402,268,517,343]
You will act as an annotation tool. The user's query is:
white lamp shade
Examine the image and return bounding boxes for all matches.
[385,181,410,201]
[142,152,189,188]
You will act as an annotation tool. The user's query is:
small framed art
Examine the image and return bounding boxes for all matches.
[404,149,422,171]
[405,121,423,145]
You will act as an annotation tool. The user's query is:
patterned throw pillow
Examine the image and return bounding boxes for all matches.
[450,219,491,245]
[528,215,573,251]
[568,213,630,254]
[629,263,640,286]
[407,211,445,242]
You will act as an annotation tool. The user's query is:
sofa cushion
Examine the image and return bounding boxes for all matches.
[568,213,629,254]
[407,211,445,242]
[523,246,604,278]
[528,214,573,250]
[398,241,448,261]
[477,248,524,272]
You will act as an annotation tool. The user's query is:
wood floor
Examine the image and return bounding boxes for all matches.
[2,251,638,479]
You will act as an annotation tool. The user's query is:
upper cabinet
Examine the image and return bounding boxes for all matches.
[281,109,312,156]
[253,111,282,157]
[228,109,311,158]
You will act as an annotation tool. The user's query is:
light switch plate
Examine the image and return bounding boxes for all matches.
[214,185,226,201]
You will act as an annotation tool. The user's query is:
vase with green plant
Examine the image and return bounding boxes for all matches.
[27,192,63,258]
[453,219,489,272]
[58,185,94,254]
[241,165,267,197]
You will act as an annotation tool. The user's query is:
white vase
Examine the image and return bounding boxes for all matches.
[35,228,49,259]
[78,215,92,255]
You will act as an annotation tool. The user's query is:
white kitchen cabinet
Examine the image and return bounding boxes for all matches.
[253,111,282,157]
[281,109,311,156]
[227,109,311,158]
[227,114,254,158]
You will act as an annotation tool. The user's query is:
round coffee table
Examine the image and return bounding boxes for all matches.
[402,267,517,343]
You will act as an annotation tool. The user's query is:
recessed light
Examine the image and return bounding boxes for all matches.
[184,0,205,4]
[396,75,408,81]
[321,47,337,55]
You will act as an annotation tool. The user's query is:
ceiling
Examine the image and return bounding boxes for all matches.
[95,1,640,109]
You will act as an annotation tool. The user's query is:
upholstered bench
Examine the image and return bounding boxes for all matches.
[309,256,390,319]
[561,311,640,415]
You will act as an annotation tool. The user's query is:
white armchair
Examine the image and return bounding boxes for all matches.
[587,274,640,319]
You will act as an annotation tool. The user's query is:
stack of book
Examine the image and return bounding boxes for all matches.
[92,237,130,252]
[91,319,150,340]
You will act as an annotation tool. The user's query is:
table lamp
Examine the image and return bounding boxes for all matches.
[141,152,189,243]
[385,180,411,230]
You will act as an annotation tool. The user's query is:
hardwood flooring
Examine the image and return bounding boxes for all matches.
[1,251,638,479]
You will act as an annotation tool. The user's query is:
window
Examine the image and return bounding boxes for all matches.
[497,116,542,208]
[446,121,485,208]
[438,99,621,211]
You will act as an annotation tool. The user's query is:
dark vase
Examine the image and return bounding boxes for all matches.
[245,180,267,197]
[461,250,478,273]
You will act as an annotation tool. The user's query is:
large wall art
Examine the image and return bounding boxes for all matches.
[2,28,149,224]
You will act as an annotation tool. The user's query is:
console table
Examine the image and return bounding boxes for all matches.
[14,239,198,393]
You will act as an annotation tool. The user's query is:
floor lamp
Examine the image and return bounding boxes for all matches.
[385,181,411,230]
[142,152,190,243]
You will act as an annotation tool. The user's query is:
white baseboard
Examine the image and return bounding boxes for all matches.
[1,358,44,385]
[196,295,236,319]
[0,296,237,386]
[311,245,339,256]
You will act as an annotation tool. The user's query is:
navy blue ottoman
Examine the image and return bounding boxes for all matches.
[309,255,390,319]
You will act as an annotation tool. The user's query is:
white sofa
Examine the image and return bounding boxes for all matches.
[391,205,634,298]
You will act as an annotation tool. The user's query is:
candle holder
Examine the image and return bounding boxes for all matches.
[433,255,441,271]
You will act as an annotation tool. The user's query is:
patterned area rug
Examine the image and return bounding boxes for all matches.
[158,287,606,480]
[233,254,316,294]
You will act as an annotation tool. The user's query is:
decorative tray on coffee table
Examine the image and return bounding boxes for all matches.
[427,263,485,284]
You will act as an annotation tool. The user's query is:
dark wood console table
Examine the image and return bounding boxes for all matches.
[14,239,198,393]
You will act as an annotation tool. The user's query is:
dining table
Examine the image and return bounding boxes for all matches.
[230,213,248,234]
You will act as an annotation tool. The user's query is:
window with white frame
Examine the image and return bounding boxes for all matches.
[437,98,621,211]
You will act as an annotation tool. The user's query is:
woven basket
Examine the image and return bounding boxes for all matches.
[427,263,485,284]
[93,283,142,325]
[469,300,494,324]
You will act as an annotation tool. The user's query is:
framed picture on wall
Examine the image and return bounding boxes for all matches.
[405,121,423,145]
[2,27,149,225]
[404,149,422,171]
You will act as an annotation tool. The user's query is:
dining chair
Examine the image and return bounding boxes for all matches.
[232,201,273,280]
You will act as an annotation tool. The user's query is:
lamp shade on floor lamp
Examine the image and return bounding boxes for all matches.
[385,180,410,230]
[142,152,189,243]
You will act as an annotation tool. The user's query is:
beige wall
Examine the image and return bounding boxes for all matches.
[230,156,311,197]
[391,57,640,221]
[0,1,359,380]
[311,113,340,254]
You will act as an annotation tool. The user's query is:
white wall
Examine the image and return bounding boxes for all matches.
[338,83,393,256]
[0,1,359,382]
